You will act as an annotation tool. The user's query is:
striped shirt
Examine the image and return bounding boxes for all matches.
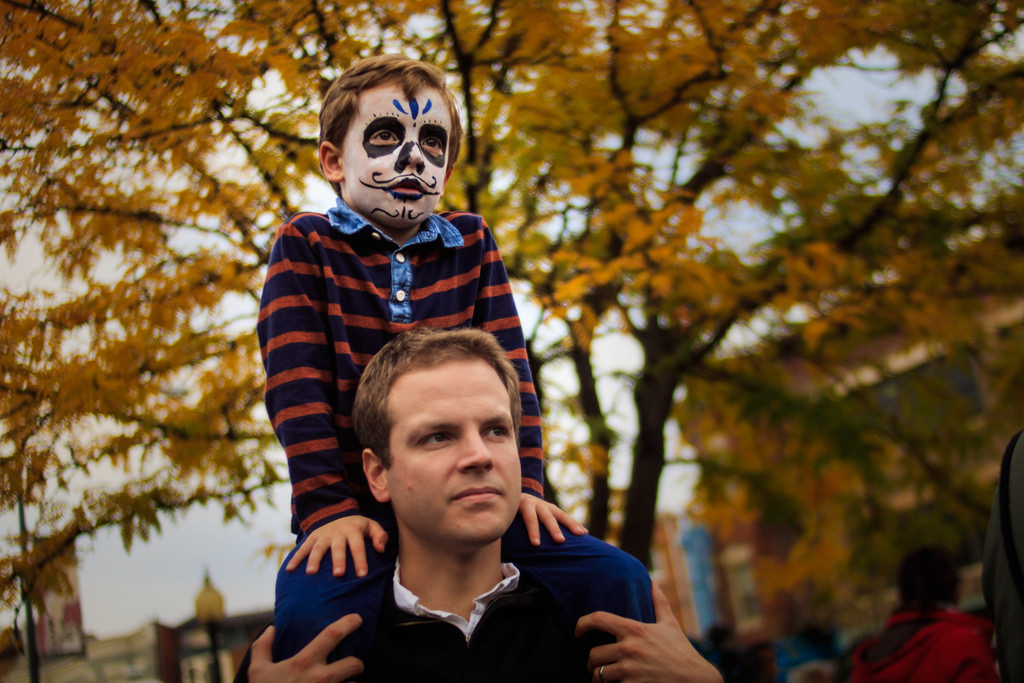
[257,198,544,535]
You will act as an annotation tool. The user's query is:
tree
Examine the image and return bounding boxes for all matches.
[0,0,287,613]
[2,0,1023,627]
[436,0,1024,590]
[595,1,1017,583]
[0,0,532,619]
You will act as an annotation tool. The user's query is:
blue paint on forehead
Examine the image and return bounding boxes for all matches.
[392,98,433,120]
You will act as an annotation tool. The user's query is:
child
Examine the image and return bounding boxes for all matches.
[257,54,654,661]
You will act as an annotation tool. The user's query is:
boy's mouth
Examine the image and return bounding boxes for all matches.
[389,178,425,198]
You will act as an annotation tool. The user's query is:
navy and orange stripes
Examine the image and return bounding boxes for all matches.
[258,210,544,535]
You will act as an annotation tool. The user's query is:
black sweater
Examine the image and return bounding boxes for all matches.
[361,574,594,683]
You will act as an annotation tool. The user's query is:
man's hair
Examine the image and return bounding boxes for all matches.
[319,54,464,195]
[353,327,522,466]
[898,545,959,608]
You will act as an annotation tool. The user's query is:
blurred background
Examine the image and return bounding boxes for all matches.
[2,0,1023,680]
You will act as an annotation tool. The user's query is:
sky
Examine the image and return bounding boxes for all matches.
[76,485,291,637]
[0,59,918,641]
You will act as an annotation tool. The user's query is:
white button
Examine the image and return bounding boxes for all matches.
[396,290,407,302]
[396,253,406,263]
[372,232,382,240]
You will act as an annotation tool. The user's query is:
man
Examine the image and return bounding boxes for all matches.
[851,545,998,682]
[244,328,723,683]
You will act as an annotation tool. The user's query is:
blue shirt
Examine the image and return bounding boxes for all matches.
[327,198,464,323]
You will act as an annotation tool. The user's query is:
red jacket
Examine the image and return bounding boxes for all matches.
[852,608,998,683]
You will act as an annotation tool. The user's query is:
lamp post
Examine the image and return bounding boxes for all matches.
[194,571,225,683]
[17,496,40,683]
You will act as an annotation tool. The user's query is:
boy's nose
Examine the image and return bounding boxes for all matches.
[394,141,426,175]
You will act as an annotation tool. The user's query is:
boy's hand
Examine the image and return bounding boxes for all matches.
[518,496,588,546]
[286,515,389,577]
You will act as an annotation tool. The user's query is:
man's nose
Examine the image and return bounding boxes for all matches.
[458,433,494,471]
[394,141,426,175]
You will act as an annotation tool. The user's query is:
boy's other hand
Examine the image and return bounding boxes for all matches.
[518,496,588,546]
[286,515,389,577]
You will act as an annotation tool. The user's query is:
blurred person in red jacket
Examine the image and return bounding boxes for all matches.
[852,545,998,683]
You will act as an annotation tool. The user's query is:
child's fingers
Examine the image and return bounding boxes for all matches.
[551,505,588,536]
[328,537,348,577]
[286,539,313,572]
[538,505,566,543]
[305,538,329,575]
[368,521,390,553]
[522,509,542,545]
[343,530,369,578]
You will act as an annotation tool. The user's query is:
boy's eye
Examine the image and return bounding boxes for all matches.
[419,124,448,165]
[421,136,443,154]
[370,130,399,146]
[362,117,405,157]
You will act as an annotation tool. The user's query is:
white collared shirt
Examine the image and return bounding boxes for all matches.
[392,560,521,639]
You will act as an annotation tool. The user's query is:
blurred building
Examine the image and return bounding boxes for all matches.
[651,515,719,636]
[652,506,985,680]
[650,304,1020,678]
[36,571,86,659]
[0,609,271,683]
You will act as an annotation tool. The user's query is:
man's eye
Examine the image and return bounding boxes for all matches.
[486,426,510,439]
[423,432,449,445]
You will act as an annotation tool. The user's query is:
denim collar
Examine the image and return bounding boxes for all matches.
[326,197,464,248]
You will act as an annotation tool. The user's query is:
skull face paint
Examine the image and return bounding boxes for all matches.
[335,83,452,240]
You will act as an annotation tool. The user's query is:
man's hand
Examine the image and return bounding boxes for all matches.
[247,615,364,683]
[517,495,588,545]
[286,515,389,577]
[575,582,723,683]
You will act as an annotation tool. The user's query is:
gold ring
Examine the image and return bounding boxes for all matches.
[599,665,607,683]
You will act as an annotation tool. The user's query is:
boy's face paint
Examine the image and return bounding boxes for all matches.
[337,84,452,237]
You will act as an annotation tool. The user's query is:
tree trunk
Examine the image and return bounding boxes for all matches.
[570,342,613,540]
[620,329,679,565]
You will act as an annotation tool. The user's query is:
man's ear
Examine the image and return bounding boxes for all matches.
[362,448,391,503]
[319,141,344,184]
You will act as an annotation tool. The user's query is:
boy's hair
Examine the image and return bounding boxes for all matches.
[353,327,522,467]
[898,545,959,608]
[319,54,464,196]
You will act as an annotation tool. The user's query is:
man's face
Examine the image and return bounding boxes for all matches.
[364,359,521,555]
[324,83,452,240]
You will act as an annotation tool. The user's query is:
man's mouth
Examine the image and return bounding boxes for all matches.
[454,486,501,502]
